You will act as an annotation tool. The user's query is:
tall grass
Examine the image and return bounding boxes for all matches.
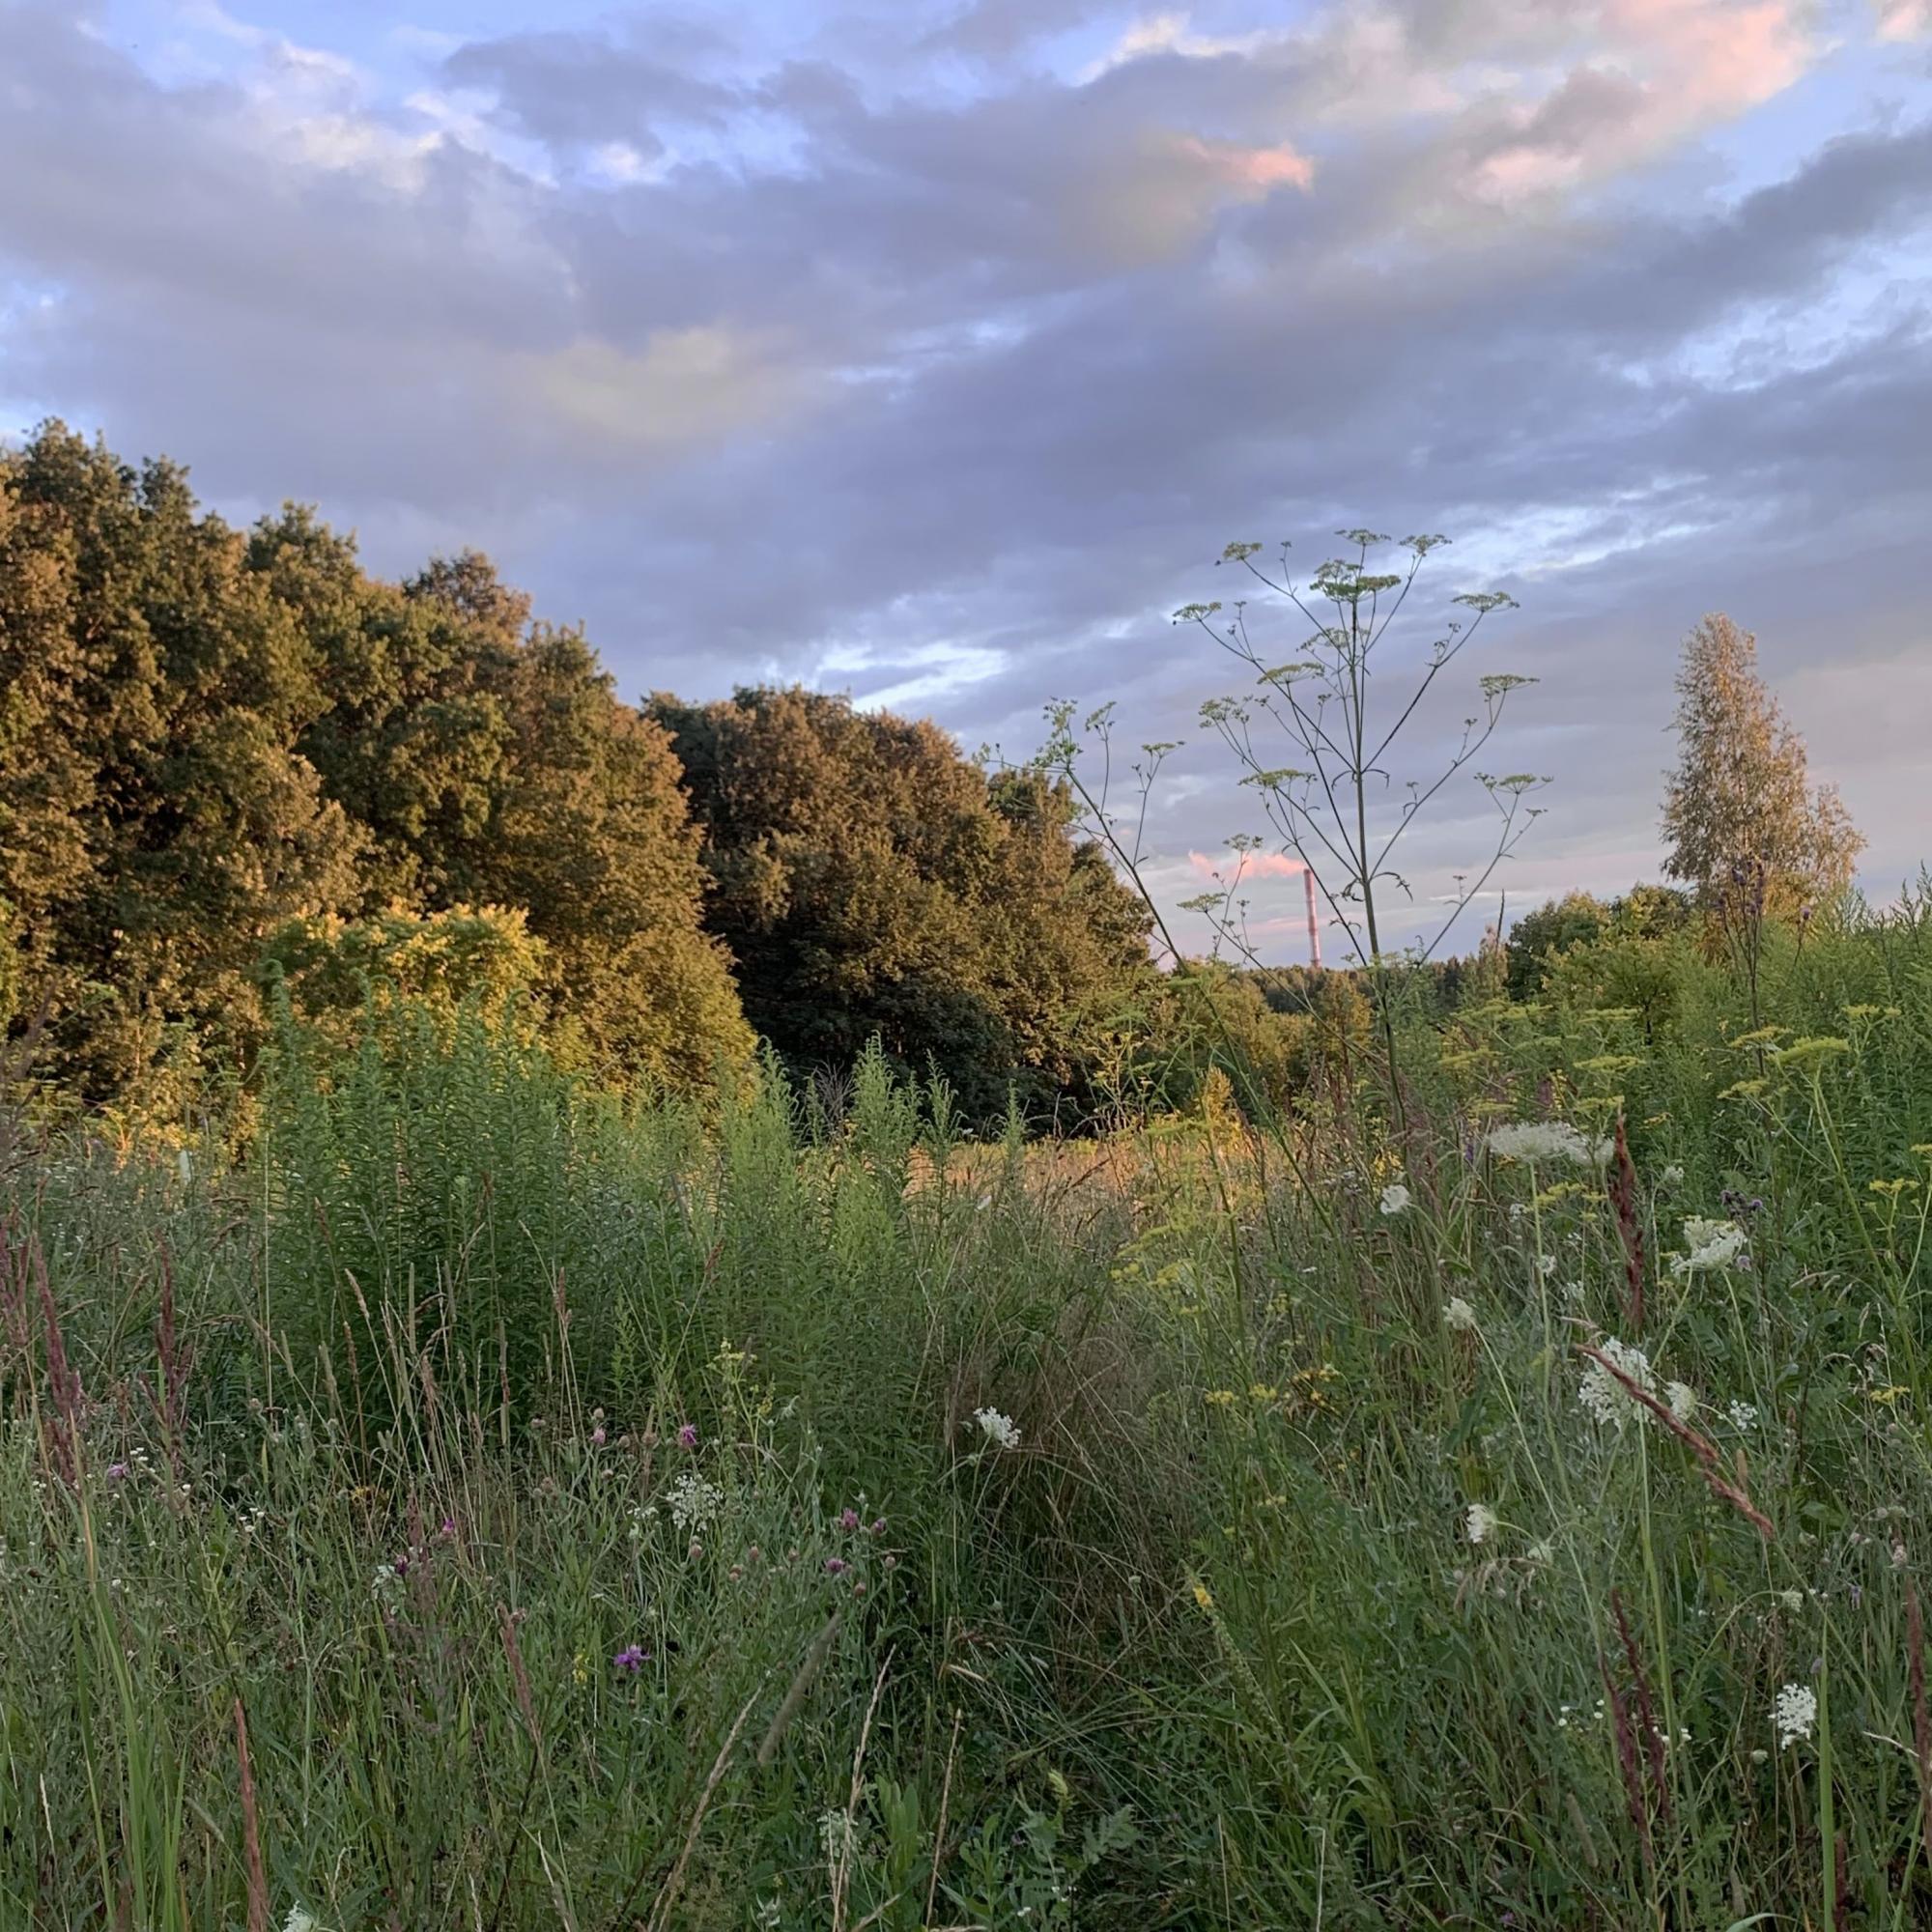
[3,897,1932,1926]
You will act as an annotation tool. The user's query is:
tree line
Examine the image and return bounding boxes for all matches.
[1,423,1158,1125]
[2,424,1867,1129]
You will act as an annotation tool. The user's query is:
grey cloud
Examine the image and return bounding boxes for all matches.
[440,22,742,152]
[1,0,1926,943]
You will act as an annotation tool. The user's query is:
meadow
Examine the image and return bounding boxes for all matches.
[5,894,1932,1930]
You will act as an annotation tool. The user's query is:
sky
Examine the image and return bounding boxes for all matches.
[3,0,1929,961]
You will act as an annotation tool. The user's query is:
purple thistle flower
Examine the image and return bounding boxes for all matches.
[106,1462,128,1482]
[870,1518,886,1535]
[825,1557,848,1576]
[839,1508,860,1532]
[590,1426,607,1447]
[677,1423,699,1450]
[439,1517,457,1539]
[612,1644,648,1673]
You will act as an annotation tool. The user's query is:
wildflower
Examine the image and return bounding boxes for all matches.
[1672,1216,1748,1276]
[1465,1502,1499,1546]
[283,1912,320,1932]
[572,1650,589,1686]
[589,1425,607,1447]
[1526,1538,1553,1563]
[838,1508,860,1531]
[106,1462,128,1481]
[1660,1163,1686,1187]
[974,1406,1021,1450]
[1191,1578,1214,1611]
[1779,1589,1804,1612]
[612,1643,648,1673]
[1486,1121,1612,1167]
[668,1470,724,1535]
[1578,1336,1655,1429]
[819,1810,855,1863]
[1537,1253,1558,1277]
[870,1517,886,1534]
[1727,1401,1758,1431]
[676,1423,699,1450]
[825,1556,847,1576]
[1443,1296,1478,1333]
[1771,1682,1818,1750]
[1378,1182,1412,1216]
[1665,1381,1698,1423]
[439,1517,456,1539]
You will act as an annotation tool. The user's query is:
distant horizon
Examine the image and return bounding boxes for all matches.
[6,0,1928,958]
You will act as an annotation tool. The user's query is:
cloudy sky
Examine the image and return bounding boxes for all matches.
[4,0,1928,958]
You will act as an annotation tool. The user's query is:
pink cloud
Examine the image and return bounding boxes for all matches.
[1170,134,1315,196]
[1874,0,1932,37]
[1187,849,1308,879]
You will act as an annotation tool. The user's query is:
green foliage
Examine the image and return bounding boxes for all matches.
[1507,882,1695,1000]
[261,902,551,1041]
[1662,613,1865,917]
[6,894,1932,1924]
[653,686,1151,1122]
[1,424,751,1116]
[0,424,362,1118]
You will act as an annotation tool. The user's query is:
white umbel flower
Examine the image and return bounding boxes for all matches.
[974,1407,1021,1451]
[1772,1682,1818,1750]
[1665,1381,1698,1423]
[1378,1182,1412,1216]
[1465,1502,1499,1545]
[1443,1296,1478,1333]
[1579,1337,1655,1428]
[1672,1216,1748,1276]
[1485,1122,1612,1166]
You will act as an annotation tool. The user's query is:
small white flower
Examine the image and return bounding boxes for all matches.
[1537,1253,1559,1278]
[1672,1216,1749,1277]
[1378,1182,1412,1216]
[1660,1163,1685,1187]
[1779,1588,1804,1612]
[1665,1381,1698,1423]
[1727,1400,1759,1431]
[1772,1682,1818,1750]
[1579,1337,1655,1429]
[974,1407,1021,1451]
[819,1808,856,1863]
[1526,1538,1554,1563]
[1443,1296,1478,1333]
[1465,1502,1499,1546]
[283,1911,321,1932]
[667,1470,724,1535]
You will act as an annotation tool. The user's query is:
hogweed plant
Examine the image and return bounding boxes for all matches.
[1178,530,1543,975]
[1040,528,1546,1126]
